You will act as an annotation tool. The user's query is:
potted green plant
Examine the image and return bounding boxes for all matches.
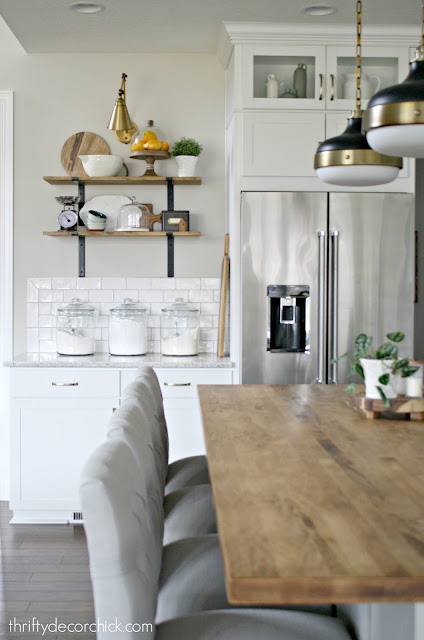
[333,331,418,405]
[171,137,203,177]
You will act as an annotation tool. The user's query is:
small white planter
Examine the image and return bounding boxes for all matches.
[175,155,199,177]
[360,358,405,399]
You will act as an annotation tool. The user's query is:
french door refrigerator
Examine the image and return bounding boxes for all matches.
[241,191,414,384]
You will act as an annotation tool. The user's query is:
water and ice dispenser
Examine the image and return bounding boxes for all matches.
[267,285,310,353]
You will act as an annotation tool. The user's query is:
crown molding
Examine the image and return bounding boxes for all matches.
[217,22,420,68]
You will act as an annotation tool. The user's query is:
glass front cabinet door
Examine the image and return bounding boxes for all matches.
[243,44,410,110]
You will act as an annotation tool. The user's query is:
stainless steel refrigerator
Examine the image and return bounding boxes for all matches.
[241,191,414,384]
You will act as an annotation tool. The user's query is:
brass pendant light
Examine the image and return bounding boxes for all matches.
[107,73,137,144]
[363,0,424,157]
[314,0,402,186]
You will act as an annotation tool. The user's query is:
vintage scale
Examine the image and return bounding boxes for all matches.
[55,196,79,232]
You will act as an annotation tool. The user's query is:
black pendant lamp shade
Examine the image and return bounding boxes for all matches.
[363,47,424,157]
[314,113,402,186]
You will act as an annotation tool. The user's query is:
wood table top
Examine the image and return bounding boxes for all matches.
[198,384,424,605]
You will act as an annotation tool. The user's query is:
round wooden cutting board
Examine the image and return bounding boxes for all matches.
[60,132,110,178]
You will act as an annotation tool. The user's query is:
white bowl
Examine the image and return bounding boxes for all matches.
[78,154,124,177]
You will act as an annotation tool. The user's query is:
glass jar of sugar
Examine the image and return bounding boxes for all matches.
[109,298,148,356]
[56,298,96,356]
[160,298,200,356]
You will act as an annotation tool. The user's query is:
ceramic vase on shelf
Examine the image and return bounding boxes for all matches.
[265,74,279,98]
[360,358,405,399]
[175,155,199,177]
[293,64,307,99]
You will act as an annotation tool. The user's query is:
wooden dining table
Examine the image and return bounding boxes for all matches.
[198,384,424,606]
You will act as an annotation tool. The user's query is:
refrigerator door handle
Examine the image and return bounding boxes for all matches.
[316,230,327,384]
[329,231,339,384]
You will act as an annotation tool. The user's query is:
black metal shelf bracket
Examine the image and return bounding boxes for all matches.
[167,233,175,278]
[70,176,178,279]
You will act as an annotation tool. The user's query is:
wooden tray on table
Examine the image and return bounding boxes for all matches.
[355,393,424,420]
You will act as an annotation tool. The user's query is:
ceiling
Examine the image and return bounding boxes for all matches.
[0,0,420,54]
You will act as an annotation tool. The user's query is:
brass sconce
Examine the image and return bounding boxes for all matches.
[107,73,137,144]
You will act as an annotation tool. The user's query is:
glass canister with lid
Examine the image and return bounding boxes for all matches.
[160,298,200,356]
[56,298,96,355]
[109,298,148,356]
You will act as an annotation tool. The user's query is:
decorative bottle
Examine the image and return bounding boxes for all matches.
[266,74,279,99]
[293,64,307,99]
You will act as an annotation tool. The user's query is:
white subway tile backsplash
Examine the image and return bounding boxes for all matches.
[176,278,200,290]
[27,276,224,354]
[101,277,126,290]
[27,281,39,303]
[138,290,164,303]
[27,303,38,328]
[153,278,176,290]
[201,278,220,289]
[164,290,187,302]
[189,290,214,303]
[52,277,75,289]
[32,278,52,289]
[113,290,139,302]
[126,278,151,290]
[77,277,101,290]
[27,329,39,353]
[38,303,52,315]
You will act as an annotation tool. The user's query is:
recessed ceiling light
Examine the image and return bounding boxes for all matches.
[303,5,337,16]
[69,2,105,13]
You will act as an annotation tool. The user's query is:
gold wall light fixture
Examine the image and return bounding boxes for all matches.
[107,73,137,144]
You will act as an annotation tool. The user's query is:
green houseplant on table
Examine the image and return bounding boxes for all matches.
[171,137,203,177]
[333,331,418,406]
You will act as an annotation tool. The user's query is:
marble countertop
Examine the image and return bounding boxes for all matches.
[5,353,234,369]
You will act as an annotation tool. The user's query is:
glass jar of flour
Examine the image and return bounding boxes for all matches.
[109,298,148,356]
[56,299,96,356]
[160,298,200,356]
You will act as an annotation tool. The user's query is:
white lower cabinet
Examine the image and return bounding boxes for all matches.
[10,365,233,523]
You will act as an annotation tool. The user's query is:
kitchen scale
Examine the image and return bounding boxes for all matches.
[55,196,79,231]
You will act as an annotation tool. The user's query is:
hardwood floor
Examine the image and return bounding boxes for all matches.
[0,501,95,639]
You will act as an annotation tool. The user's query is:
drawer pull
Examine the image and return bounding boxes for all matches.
[51,381,79,387]
[164,382,191,387]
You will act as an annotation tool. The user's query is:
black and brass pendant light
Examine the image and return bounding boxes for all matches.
[314,0,402,186]
[363,0,424,157]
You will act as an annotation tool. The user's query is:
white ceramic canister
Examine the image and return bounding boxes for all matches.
[56,298,96,356]
[160,298,200,356]
[109,298,148,356]
[406,361,424,397]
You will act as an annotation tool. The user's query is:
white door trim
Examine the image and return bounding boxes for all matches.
[0,90,14,500]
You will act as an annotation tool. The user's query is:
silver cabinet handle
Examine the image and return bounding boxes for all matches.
[330,74,335,100]
[329,231,339,384]
[51,381,79,386]
[316,231,327,384]
[318,74,324,100]
[164,382,191,387]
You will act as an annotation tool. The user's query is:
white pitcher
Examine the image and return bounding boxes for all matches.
[341,73,381,100]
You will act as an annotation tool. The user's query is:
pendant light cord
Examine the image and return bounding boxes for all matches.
[355,0,362,113]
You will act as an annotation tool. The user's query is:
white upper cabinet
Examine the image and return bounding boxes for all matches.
[241,43,409,110]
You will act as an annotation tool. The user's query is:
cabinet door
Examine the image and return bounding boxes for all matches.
[325,45,409,110]
[242,111,325,177]
[243,44,326,109]
[10,398,117,519]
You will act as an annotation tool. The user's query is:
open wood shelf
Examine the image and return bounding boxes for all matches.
[43,176,202,186]
[43,231,201,237]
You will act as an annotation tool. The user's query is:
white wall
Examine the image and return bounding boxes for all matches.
[0,17,226,355]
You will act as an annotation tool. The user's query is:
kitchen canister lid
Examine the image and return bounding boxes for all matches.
[57,298,95,316]
[110,298,147,317]
[161,297,199,316]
